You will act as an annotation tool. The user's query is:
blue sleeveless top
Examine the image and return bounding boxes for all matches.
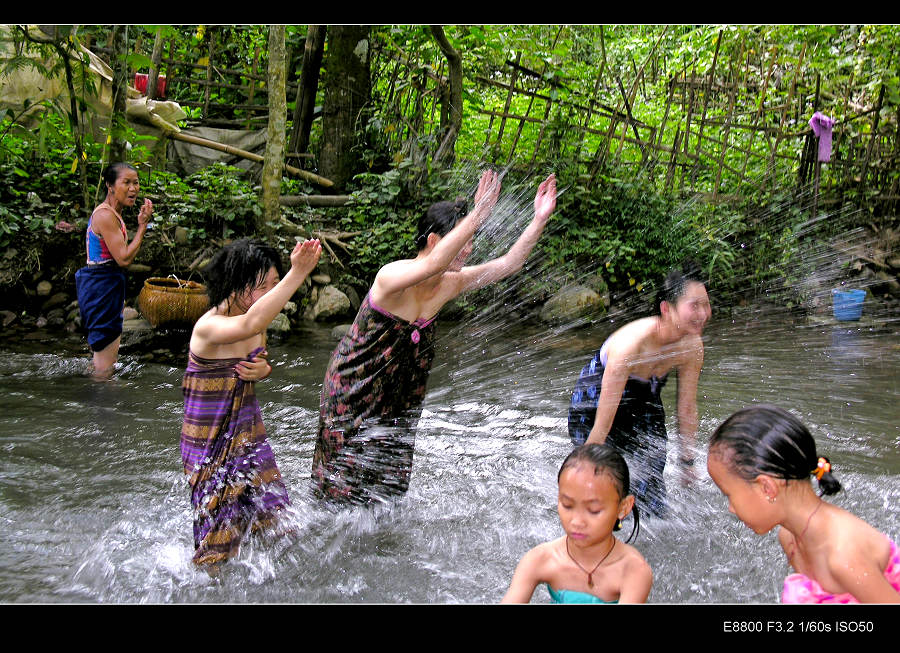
[546,584,618,604]
[86,204,127,265]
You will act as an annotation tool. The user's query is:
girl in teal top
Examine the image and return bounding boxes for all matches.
[502,445,653,604]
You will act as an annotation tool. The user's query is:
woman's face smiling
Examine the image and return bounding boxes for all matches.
[234,266,279,313]
[557,464,627,548]
[671,281,712,335]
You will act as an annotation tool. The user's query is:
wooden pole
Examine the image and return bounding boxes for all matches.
[203,28,215,120]
[858,83,885,197]
[168,131,334,187]
[691,29,722,187]
[147,27,164,100]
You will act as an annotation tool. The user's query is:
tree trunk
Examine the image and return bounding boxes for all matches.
[109,25,129,163]
[430,26,463,167]
[147,27,165,100]
[320,25,371,191]
[289,25,326,156]
[261,25,287,234]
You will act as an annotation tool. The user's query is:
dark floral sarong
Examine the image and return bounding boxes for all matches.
[180,346,289,565]
[312,293,437,505]
[568,344,670,518]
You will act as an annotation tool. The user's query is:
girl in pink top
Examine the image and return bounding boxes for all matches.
[707,405,900,604]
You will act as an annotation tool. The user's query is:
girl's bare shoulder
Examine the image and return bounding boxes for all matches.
[617,540,651,568]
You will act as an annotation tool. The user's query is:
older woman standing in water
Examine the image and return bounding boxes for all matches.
[75,163,152,378]
[568,262,711,518]
[313,170,557,505]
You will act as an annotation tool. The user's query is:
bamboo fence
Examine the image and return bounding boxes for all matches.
[104,26,900,221]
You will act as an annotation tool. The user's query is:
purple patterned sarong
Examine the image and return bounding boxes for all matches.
[180,346,289,565]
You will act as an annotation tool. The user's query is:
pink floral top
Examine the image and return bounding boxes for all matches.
[782,538,900,603]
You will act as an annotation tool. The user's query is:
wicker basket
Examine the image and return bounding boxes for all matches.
[138,277,209,328]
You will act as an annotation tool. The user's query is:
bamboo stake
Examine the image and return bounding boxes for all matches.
[574,26,607,163]
[713,46,738,200]
[496,53,522,156]
[691,29,722,187]
[525,27,564,165]
[766,43,806,192]
[858,83,885,197]
[204,28,214,120]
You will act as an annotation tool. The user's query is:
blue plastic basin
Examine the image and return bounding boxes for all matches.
[832,289,865,321]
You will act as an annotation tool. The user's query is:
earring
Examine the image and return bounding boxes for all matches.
[768,495,776,504]
[614,518,622,531]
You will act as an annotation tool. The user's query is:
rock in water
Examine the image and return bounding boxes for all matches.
[539,285,605,323]
[311,286,352,321]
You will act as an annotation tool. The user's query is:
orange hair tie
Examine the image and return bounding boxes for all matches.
[812,457,831,480]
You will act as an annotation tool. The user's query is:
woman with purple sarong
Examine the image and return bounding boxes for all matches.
[312,170,557,505]
[181,237,321,566]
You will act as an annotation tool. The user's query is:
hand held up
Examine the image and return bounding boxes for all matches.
[534,173,557,223]
[138,199,153,226]
[472,169,502,226]
[290,238,322,277]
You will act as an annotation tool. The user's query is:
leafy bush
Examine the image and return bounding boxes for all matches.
[146,163,262,243]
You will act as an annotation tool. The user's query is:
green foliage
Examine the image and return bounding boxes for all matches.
[0,110,99,248]
[4,24,899,311]
[338,168,418,285]
[148,163,262,243]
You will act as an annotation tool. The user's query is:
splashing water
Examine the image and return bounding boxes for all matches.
[0,166,897,603]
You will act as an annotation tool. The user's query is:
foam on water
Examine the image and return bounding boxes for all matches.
[1,166,898,603]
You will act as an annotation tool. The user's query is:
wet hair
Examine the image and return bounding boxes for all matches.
[558,444,641,542]
[708,405,842,496]
[653,259,706,315]
[102,162,137,188]
[202,238,284,309]
[415,199,468,251]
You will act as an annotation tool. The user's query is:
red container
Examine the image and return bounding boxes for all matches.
[134,73,168,99]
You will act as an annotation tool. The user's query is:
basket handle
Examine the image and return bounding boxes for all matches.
[167,273,189,289]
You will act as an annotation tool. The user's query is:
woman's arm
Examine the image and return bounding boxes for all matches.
[93,200,152,267]
[193,240,321,347]
[372,169,501,299]
[617,554,653,604]
[586,354,630,446]
[453,174,557,294]
[500,546,545,604]
[674,337,704,479]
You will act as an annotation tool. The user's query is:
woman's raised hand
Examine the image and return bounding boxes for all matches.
[473,169,502,225]
[290,238,322,277]
[137,199,153,226]
[534,174,557,224]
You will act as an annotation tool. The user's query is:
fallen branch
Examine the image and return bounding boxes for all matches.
[315,232,345,269]
[280,194,351,207]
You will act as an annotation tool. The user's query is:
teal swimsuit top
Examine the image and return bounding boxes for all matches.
[546,584,618,604]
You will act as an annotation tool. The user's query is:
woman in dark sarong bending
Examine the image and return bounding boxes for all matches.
[181,237,321,566]
[313,170,557,505]
[567,262,711,518]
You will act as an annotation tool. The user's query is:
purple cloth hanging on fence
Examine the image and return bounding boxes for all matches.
[809,111,835,162]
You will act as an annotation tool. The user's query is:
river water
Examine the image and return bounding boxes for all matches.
[1,311,898,604]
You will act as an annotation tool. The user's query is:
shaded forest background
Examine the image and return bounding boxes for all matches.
[2,24,899,326]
